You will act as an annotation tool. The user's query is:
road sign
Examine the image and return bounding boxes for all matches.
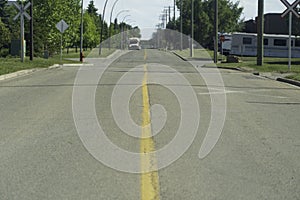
[56,20,69,65]
[13,2,31,20]
[56,20,69,34]
[281,0,300,18]
[280,0,300,71]
[12,2,31,62]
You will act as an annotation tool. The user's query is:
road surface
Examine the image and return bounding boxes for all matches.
[0,49,299,199]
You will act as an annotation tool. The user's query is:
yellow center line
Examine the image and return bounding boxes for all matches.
[140,50,160,200]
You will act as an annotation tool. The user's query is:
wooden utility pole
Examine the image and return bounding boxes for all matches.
[30,0,33,61]
[257,0,264,66]
[214,0,218,63]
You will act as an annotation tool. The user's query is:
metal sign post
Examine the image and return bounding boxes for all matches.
[13,1,31,62]
[56,20,69,65]
[280,0,300,71]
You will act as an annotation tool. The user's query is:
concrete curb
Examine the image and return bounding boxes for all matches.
[277,77,300,87]
[0,69,40,82]
[62,64,94,67]
[172,51,188,61]
[0,64,62,82]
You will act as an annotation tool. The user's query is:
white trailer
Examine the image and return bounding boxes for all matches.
[230,32,300,58]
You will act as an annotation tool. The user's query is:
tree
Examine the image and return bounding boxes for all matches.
[83,12,99,49]
[173,0,243,47]
[32,0,81,55]
[0,0,6,17]
[0,17,10,52]
[87,0,98,17]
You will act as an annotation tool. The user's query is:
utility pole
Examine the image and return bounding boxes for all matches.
[80,0,84,62]
[257,0,264,66]
[169,6,171,23]
[174,0,176,24]
[214,0,218,63]
[190,0,194,57]
[165,9,168,28]
[180,0,183,51]
[29,0,33,61]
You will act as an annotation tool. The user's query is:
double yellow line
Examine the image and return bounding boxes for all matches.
[140,50,160,200]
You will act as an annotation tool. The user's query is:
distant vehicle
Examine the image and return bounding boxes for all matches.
[128,37,141,50]
[229,32,300,58]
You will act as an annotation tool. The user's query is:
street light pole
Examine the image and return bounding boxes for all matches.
[190,0,194,57]
[99,0,109,55]
[115,10,130,21]
[109,0,120,49]
[120,15,130,50]
[80,0,84,62]
[214,0,218,63]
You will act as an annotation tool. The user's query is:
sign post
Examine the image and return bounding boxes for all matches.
[56,20,69,65]
[280,0,300,71]
[13,1,31,62]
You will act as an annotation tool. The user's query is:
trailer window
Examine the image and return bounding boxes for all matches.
[274,39,287,46]
[243,37,252,45]
[264,39,268,46]
[295,39,300,47]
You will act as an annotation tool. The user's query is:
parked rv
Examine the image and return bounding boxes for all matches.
[229,32,300,58]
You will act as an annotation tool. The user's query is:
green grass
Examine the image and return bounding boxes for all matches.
[85,48,116,58]
[286,74,300,81]
[174,49,221,60]
[0,57,79,76]
[217,56,300,74]
[175,49,300,82]
[0,48,116,76]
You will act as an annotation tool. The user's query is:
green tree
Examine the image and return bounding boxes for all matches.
[173,0,243,47]
[32,0,81,55]
[83,12,99,49]
[87,0,98,17]
[0,17,10,52]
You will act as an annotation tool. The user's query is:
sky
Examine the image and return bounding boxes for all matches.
[84,0,290,38]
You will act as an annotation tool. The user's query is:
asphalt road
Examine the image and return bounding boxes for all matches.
[0,49,299,200]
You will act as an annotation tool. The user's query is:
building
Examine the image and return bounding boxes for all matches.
[243,13,292,35]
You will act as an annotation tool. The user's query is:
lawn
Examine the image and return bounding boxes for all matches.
[0,57,78,76]
[174,49,221,60]
[174,49,300,81]
[0,48,116,76]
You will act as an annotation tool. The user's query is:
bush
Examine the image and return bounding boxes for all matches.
[0,48,9,57]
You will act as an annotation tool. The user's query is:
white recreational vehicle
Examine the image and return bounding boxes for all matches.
[128,37,141,50]
[229,32,300,58]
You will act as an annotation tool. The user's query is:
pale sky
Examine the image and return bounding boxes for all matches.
[84,0,290,38]
[233,0,288,20]
[84,0,289,28]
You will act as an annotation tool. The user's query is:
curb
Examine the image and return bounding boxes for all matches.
[277,77,300,87]
[172,51,188,61]
[0,64,61,82]
[0,69,40,82]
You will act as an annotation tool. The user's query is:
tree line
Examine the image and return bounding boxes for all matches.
[0,0,140,57]
[166,0,244,48]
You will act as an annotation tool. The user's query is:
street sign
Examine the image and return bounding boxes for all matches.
[12,2,31,62]
[13,2,31,21]
[56,20,69,65]
[281,0,300,18]
[56,20,69,34]
[280,0,300,71]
